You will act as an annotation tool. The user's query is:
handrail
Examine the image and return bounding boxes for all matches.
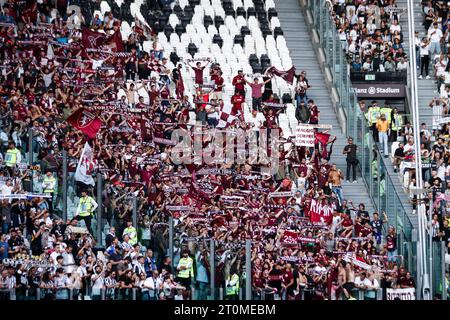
[305,0,416,277]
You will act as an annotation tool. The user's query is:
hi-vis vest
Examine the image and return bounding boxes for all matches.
[372,160,378,179]
[226,273,240,296]
[77,196,95,217]
[366,106,381,125]
[5,148,20,167]
[380,107,392,122]
[391,113,403,131]
[43,176,56,194]
[380,107,392,121]
[123,226,138,245]
[177,257,194,278]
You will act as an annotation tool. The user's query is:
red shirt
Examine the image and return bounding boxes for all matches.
[231,94,244,113]
[282,270,294,286]
[211,75,224,92]
[232,75,246,91]
[309,105,320,123]
[14,104,28,121]
[193,66,205,84]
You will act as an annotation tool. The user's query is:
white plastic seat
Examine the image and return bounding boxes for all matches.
[168,14,180,29]
[236,16,247,29]
[170,33,180,46]
[179,0,189,9]
[265,0,276,10]
[270,17,281,30]
[100,1,111,16]
[204,5,215,17]
[130,2,140,17]
[243,0,254,10]
[232,0,243,10]
[120,21,132,40]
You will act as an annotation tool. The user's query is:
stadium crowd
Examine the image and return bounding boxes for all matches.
[329,0,408,73]
[0,0,415,301]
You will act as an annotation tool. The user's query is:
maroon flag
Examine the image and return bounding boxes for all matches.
[67,108,102,139]
[81,27,107,49]
[267,66,296,84]
[108,30,124,52]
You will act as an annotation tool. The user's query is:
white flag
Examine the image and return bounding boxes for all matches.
[75,142,95,186]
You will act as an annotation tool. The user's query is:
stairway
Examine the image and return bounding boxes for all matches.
[370,0,416,228]
[274,0,374,212]
[398,0,435,128]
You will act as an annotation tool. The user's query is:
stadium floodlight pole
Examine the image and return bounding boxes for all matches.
[28,128,33,193]
[245,239,252,300]
[168,216,174,271]
[96,173,103,245]
[442,240,447,300]
[132,196,138,229]
[429,198,433,297]
[210,239,215,300]
[62,149,67,222]
[407,0,429,300]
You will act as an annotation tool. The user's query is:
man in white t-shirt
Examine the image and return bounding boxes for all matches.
[428,22,443,57]
[245,109,265,133]
[389,20,401,34]
[397,57,408,71]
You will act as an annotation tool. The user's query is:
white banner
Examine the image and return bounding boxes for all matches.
[433,116,450,126]
[75,142,95,186]
[386,288,416,300]
[295,124,315,147]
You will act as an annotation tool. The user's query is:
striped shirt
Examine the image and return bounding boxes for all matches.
[0,275,16,289]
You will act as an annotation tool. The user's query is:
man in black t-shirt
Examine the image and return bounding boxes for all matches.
[343,137,358,183]
[268,264,283,299]
[393,143,405,172]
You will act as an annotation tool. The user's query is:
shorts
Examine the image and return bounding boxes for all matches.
[252,97,262,110]
[176,277,191,289]
[210,91,223,101]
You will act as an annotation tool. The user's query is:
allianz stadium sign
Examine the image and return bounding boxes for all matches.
[352,83,405,98]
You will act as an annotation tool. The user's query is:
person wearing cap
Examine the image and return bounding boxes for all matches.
[123,220,138,246]
[376,113,390,157]
[176,249,194,299]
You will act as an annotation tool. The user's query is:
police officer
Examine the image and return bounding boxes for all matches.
[225,266,240,300]
[71,190,98,235]
[5,141,21,175]
[176,250,194,300]
[42,170,56,212]
[390,107,403,142]
[366,101,381,142]
[122,220,138,246]
[380,103,392,123]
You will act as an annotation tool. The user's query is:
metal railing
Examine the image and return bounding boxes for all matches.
[350,71,408,83]
[306,0,416,276]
